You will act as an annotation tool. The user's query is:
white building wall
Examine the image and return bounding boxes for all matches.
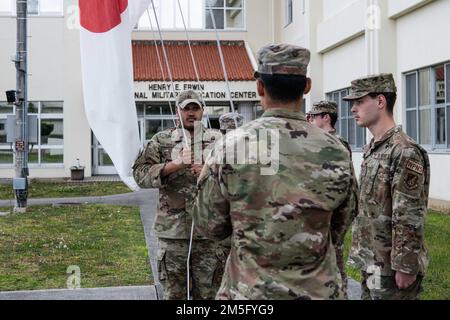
[394,0,450,203]
[322,35,366,94]
[396,0,450,73]
[281,0,307,46]
[323,0,360,20]
[306,0,450,206]
[0,0,274,179]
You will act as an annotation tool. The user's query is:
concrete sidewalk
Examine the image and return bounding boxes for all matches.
[0,286,158,300]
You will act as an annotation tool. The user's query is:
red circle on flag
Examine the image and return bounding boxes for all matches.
[79,0,128,33]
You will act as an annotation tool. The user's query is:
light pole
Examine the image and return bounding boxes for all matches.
[13,0,29,212]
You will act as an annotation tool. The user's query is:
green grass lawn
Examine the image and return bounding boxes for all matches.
[344,210,450,300]
[0,181,132,200]
[0,204,152,291]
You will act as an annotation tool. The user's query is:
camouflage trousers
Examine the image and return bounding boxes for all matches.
[335,244,348,298]
[157,238,230,300]
[360,271,424,300]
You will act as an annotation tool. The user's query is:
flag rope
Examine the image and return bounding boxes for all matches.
[176,0,212,130]
[149,0,243,300]
[146,9,177,127]
[149,0,189,147]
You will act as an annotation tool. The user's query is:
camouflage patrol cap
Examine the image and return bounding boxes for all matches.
[176,90,203,109]
[308,101,338,116]
[219,112,243,130]
[255,43,311,77]
[343,73,397,101]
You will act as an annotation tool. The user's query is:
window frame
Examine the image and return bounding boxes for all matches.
[446,64,450,149]
[326,88,366,151]
[404,62,450,152]
[135,0,246,31]
[0,0,14,16]
[0,102,15,167]
[0,101,64,168]
[205,0,246,31]
[285,0,293,27]
[0,0,64,17]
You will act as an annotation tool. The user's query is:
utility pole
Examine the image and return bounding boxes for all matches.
[13,0,29,212]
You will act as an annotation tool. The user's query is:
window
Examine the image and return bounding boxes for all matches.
[28,0,39,15]
[285,0,293,26]
[137,0,246,30]
[0,101,64,166]
[327,89,366,150]
[0,102,14,165]
[206,0,244,30]
[0,0,14,15]
[139,103,176,141]
[28,0,63,15]
[40,0,63,14]
[0,0,63,16]
[405,62,450,150]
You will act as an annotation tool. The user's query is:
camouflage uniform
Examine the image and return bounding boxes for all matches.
[133,91,227,300]
[219,112,244,132]
[308,101,357,295]
[192,44,358,300]
[308,101,352,156]
[345,74,430,300]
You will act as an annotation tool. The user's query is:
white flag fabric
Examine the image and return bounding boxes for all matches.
[79,0,151,190]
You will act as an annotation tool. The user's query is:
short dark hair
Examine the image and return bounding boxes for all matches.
[369,92,397,115]
[257,73,307,103]
[328,113,338,127]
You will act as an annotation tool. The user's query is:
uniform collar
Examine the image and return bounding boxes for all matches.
[261,108,306,121]
[328,129,337,135]
[364,125,402,157]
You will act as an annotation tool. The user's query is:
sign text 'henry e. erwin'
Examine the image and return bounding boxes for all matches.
[134,81,259,102]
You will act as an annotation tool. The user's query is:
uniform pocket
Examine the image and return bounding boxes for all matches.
[212,246,229,287]
[157,246,167,281]
[364,164,378,195]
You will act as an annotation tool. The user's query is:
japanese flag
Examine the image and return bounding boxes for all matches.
[79,0,151,190]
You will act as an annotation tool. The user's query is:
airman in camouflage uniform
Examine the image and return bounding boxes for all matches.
[133,90,226,300]
[307,100,358,296]
[307,101,352,156]
[192,44,358,300]
[345,74,430,300]
[219,112,244,134]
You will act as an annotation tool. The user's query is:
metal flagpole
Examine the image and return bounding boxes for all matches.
[146,9,177,127]
[150,0,189,146]
[207,5,239,129]
[176,0,212,129]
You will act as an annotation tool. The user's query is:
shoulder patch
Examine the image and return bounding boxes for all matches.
[405,159,424,175]
[404,172,419,190]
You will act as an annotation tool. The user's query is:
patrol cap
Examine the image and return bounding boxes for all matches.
[176,90,203,109]
[255,43,311,77]
[219,112,244,130]
[343,73,397,101]
[308,100,338,116]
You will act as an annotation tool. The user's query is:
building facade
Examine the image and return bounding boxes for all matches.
[0,0,449,208]
[274,0,450,209]
[0,0,273,177]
